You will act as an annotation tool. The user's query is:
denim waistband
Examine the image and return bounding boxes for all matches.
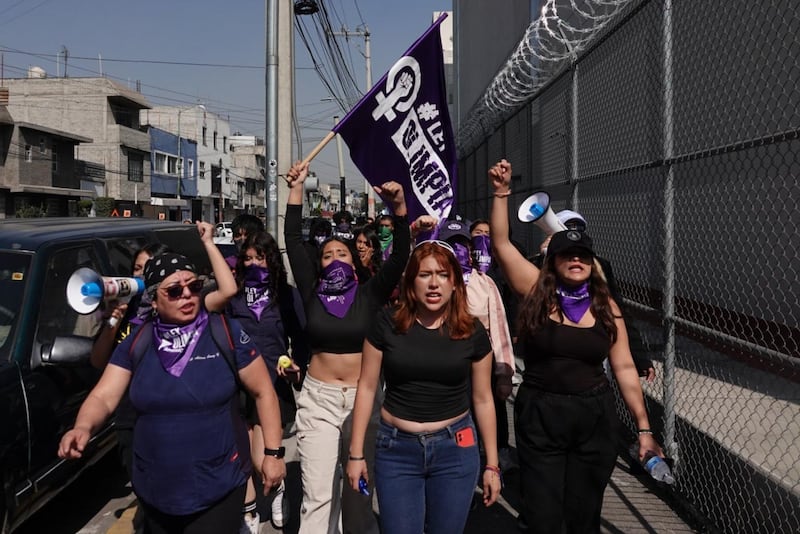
[379,412,473,443]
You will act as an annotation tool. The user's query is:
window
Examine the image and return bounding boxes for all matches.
[155,152,167,173]
[213,131,218,150]
[128,152,144,182]
[199,161,205,179]
[51,142,59,175]
[39,137,46,153]
[223,136,227,153]
[187,159,195,180]
[167,156,178,175]
[25,144,32,162]
[202,127,207,146]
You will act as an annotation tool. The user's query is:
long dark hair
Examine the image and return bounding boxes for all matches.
[131,242,171,274]
[236,231,286,306]
[393,242,474,340]
[517,254,618,344]
[354,226,382,274]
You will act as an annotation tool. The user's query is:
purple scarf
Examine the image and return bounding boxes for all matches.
[316,260,358,318]
[472,235,492,273]
[244,264,271,320]
[556,282,591,323]
[153,309,209,377]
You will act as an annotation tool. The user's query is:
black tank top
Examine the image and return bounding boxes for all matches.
[521,319,610,394]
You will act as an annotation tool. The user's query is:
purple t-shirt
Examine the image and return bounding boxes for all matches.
[110,317,259,515]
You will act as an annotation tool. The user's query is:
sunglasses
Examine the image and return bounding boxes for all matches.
[161,279,204,300]
[414,239,455,255]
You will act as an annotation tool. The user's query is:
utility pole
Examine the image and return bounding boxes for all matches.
[329,26,374,218]
[334,115,346,212]
[265,0,279,236]
[176,110,182,202]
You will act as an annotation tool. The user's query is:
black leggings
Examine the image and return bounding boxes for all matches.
[141,484,246,534]
[514,384,617,534]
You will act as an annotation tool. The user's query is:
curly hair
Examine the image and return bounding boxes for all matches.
[517,254,618,345]
[393,242,474,340]
[235,231,286,306]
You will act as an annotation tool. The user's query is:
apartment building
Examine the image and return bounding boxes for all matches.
[3,75,152,217]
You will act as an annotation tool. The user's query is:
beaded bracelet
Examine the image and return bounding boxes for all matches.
[484,464,504,488]
[637,429,653,435]
[493,190,512,198]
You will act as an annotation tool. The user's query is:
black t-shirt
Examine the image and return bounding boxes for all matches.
[285,204,409,354]
[367,308,492,422]
[520,319,610,394]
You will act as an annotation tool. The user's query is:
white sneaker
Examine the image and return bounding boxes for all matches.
[240,511,260,534]
[270,481,287,529]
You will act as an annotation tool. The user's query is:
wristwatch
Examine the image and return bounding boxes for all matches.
[264,447,286,459]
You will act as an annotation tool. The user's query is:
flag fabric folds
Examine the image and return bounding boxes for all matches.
[333,13,456,222]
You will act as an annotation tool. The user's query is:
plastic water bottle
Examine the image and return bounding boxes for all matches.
[629,445,675,484]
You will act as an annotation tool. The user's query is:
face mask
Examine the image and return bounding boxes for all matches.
[452,242,473,277]
[471,235,492,273]
[244,265,271,319]
[316,260,358,318]
[244,264,270,285]
[377,225,392,240]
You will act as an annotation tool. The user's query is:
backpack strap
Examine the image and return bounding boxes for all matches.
[128,320,153,373]
[207,312,242,390]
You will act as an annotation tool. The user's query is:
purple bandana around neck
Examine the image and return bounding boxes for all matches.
[316,260,358,318]
[381,241,393,261]
[472,235,492,273]
[244,264,271,320]
[153,309,209,377]
[556,282,591,323]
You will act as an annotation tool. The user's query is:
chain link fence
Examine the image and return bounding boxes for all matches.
[456,1,800,532]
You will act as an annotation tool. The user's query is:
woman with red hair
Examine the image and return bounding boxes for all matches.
[346,241,501,534]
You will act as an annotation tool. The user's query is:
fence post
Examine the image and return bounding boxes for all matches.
[661,0,679,472]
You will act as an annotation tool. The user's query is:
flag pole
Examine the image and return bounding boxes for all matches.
[300,131,336,166]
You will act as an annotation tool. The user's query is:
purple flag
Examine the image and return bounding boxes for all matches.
[333,13,455,222]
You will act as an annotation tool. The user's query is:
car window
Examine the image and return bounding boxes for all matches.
[105,236,148,275]
[0,251,30,362]
[37,245,104,346]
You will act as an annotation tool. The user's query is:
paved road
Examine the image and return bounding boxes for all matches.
[16,435,696,534]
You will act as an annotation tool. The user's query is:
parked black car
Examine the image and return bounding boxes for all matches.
[0,217,212,533]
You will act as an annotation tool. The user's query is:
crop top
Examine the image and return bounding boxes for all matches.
[367,308,492,422]
[284,204,410,354]
[520,318,610,394]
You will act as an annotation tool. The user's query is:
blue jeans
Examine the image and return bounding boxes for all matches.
[374,413,480,534]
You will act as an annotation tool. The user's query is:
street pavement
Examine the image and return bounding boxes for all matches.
[97,426,697,534]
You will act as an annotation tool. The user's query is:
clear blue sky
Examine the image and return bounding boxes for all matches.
[0,0,452,189]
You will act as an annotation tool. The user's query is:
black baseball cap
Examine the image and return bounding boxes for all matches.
[438,219,471,243]
[547,230,595,257]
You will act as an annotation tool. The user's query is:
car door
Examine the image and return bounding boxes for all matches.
[19,241,107,505]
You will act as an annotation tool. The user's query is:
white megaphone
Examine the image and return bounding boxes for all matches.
[66,268,145,321]
[517,191,567,235]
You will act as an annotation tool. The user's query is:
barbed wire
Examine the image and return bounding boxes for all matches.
[456,0,638,155]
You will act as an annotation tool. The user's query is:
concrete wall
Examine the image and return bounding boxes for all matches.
[453,0,535,126]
